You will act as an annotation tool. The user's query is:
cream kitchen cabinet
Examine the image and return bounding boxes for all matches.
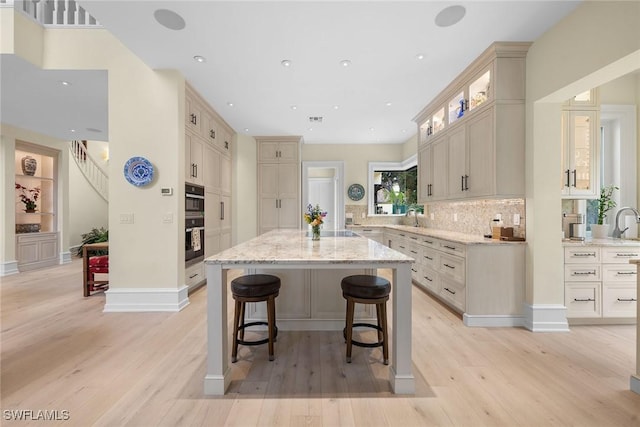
[564,244,638,322]
[16,232,58,272]
[185,132,204,185]
[385,227,525,327]
[415,42,529,203]
[561,110,599,198]
[418,135,448,201]
[256,137,301,235]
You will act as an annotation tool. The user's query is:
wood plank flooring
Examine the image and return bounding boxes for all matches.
[1,259,639,426]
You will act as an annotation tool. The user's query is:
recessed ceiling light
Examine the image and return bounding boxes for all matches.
[369,127,375,132]
[193,55,206,63]
[308,128,313,131]
[154,9,186,31]
[59,80,71,86]
[227,102,234,107]
[244,128,249,132]
[416,54,426,60]
[281,59,292,67]
[340,59,352,67]
[69,129,76,133]
[402,129,407,133]
[385,102,392,107]
[290,105,297,110]
[333,105,339,110]
[435,5,466,27]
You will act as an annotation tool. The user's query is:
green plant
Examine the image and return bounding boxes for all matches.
[596,185,618,225]
[388,190,406,206]
[75,227,108,257]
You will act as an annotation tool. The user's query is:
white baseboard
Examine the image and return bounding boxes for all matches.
[59,251,72,264]
[523,304,570,332]
[631,375,640,395]
[104,286,190,312]
[0,260,19,277]
[463,314,525,328]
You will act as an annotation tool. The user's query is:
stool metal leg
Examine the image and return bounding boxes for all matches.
[345,297,355,363]
[231,299,242,363]
[267,295,276,361]
[379,302,389,365]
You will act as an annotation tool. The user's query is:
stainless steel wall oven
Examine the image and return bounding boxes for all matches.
[185,184,205,266]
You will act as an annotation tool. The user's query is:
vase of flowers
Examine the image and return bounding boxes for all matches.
[304,204,327,240]
[591,184,618,238]
[15,183,41,213]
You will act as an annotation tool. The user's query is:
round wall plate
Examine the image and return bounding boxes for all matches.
[124,156,154,187]
[347,183,365,201]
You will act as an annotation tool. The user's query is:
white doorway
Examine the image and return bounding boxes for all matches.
[302,161,345,231]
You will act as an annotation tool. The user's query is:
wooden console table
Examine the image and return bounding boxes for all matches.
[83,242,109,297]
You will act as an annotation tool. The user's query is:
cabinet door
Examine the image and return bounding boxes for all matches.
[278,142,299,163]
[205,230,220,258]
[187,136,204,185]
[258,141,280,162]
[217,127,232,155]
[562,110,598,198]
[466,109,494,197]
[185,95,202,136]
[203,145,220,191]
[220,194,231,231]
[278,163,299,199]
[418,146,431,203]
[202,111,217,145]
[278,197,300,229]
[205,192,221,233]
[220,155,232,195]
[431,138,448,200]
[250,269,310,319]
[447,126,467,198]
[258,164,279,198]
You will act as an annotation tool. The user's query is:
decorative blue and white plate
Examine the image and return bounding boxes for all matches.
[124,156,154,187]
[348,183,365,201]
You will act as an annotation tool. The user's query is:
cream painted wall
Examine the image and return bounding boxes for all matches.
[233,134,257,245]
[401,134,418,160]
[600,73,639,104]
[525,0,640,308]
[39,28,186,290]
[302,143,405,206]
[68,140,108,248]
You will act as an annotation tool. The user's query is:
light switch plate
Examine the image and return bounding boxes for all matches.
[513,213,521,226]
[119,213,134,224]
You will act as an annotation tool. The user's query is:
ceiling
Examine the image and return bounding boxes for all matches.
[2,1,581,144]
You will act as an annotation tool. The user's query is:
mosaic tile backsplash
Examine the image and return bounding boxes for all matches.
[346,199,526,238]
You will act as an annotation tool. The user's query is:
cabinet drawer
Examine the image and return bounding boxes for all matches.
[439,253,465,283]
[565,283,601,318]
[418,266,440,294]
[439,240,466,256]
[564,247,600,263]
[601,247,640,263]
[602,264,637,282]
[421,247,439,270]
[440,277,465,312]
[418,236,440,249]
[602,284,637,318]
[185,262,204,288]
[564,264,601,281]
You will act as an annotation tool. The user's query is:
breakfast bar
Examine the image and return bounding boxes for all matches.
[203,229,415,395]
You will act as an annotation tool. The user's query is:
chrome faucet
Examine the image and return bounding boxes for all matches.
[612,207,640,239]
[406,209,419,227]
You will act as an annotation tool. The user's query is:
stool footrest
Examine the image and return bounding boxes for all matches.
[343,323,384,348]
[237,321,278,346]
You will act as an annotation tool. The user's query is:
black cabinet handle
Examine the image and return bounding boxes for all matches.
[565,169,570,187]
[572,271,596,276]
[461,175,464,191]
[220,201,224,220]
[225,141,229,150]
[444,287,456,295]
[210,129,215,139]
[443,263,455,270]
[424,256,433,261]
[464,174,469,191]
[573,298,595,302]
[189,273,198,279]
[190,113,197,125]
[572,169,577,187]
[443,245,456,250]
[423,276,433,282]
[617,298,637,302]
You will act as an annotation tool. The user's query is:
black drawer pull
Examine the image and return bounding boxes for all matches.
[573,253,596,257]
[443,245,456,250]
[423,240,433,244]
[617,298,637,302]
[443,264,455,269]
[423,276,433,282]
[189,273,198,279]
[410,236,418,240]
[572,271,596,276]
[444,287,456,295]
[424,256,433,261]
[399,245,406,249]
[573,298,595,302]
[615,253,638,257]
[410,250,418,254]
[616,271,636,275]
[411,268,418,273]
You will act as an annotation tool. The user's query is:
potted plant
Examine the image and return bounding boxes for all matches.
[74,227,109,256]
[591,184,618,238]
[388,190,406,214]
[15,183,41,212]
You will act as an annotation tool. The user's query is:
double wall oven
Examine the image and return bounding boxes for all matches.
[185,183,205,267]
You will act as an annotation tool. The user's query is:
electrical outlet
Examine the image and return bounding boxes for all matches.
[513,213,521,226]
[453,213,458,222]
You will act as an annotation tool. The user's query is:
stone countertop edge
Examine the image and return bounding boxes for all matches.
[348,224,525,245]
[562,238,640,247]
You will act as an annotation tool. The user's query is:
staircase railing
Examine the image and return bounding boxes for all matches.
[0,0,100,27]
[70,140,108,202]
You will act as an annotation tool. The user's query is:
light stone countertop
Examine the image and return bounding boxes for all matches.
[562,237,640,247]
[348,224,524,245]
[205,229,414,265]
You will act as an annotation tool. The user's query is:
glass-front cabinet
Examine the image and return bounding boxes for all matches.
[561,110,599,198]
[468,69,491,111]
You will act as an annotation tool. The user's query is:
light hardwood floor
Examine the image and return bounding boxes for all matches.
[1,259,639,426]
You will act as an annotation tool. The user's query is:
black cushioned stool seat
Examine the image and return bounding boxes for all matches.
[231,274,280,363]
[341,274,391,365]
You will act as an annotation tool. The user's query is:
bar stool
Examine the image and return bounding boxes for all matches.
[231,274,280,363]
[341,274,390,365]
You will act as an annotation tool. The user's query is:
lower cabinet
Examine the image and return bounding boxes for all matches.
[186,262,205,291]
[246,268,375,329]
[386,228,525,326]
[564,245,639,322]
[16,232,58,271]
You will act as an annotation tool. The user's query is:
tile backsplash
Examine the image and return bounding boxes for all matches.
[346,199,526,238]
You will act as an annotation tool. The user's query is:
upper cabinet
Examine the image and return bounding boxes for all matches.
[257,137,300,163]
[414,42,530,203]
[561,89,600,199]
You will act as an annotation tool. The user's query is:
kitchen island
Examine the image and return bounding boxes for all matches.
[203,229,415,395]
